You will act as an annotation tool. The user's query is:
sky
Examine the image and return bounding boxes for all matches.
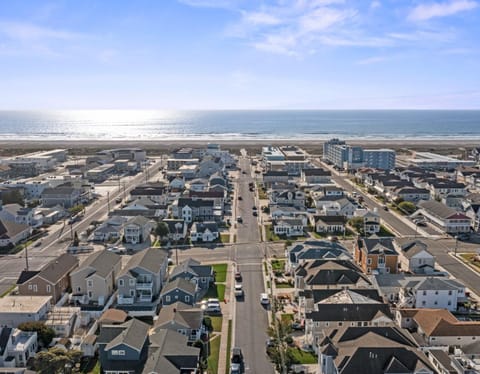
[0,0,479,109]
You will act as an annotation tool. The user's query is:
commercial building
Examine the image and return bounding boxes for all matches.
[408,152,475,170]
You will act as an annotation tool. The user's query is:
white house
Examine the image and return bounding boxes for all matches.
[273,218,305,237]
[0,296,51,327]
[190,221,219,242]
[0,327,38,368]
[0,218,31,248]
[395,239,436,274]
[123,216,153,245]
[399,277,466,311]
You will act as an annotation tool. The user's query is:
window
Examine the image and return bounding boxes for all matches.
[111,350,125,356]
[77,287,81,292]
[423,290,427,296]
[435,291,439,295]
[33,285,37,292]
[88,291,93,298]
[422,301,426,306]
[28,284,32,290]
[119,279,124,287]
[448,301,452,305]
[367,258,372,265]
[130,290,135,297]
[129,279,135,286]
[448,290,452,295]
[46,285,51,293]
[367,267,371,273]
[185,295,190,302]
[165,295,170,302]
[87,280,93,288]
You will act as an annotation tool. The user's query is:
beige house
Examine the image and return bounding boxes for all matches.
[70,250,122,306]
[16,253,78,304]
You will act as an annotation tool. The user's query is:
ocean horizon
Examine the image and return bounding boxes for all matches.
[0,109,479,141]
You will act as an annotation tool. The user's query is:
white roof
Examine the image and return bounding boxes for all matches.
[0,296,51,313]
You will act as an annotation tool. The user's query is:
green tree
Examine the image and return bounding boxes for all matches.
[18,321,55,347]
[348,216,364,234]
[155,221,170,239]
[33,347,82,373]
[68,204,85,216]
[398,201,417,215]
[203,316,213,332]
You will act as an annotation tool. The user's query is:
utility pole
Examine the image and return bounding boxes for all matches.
[24,241,29,270]
[107,191,110,213]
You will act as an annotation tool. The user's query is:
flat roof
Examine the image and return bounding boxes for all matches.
[0,296,51,313]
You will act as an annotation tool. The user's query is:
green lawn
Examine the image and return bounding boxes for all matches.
[265,225,281,241]
[225,319,233,374]
[0,284,16,298]
[271,259,285,272]
[312,229,355,239]
[460,253,480,271]
[281,313,294,323]
[152,239,161,247]
[275,282,293,288]
[212,263,228,283]
[207,335,221,374]
[288,347,318,364]
[220,234,230,243]
[210,316,223,332]
[204,284,226,301]
[379,225,395,237]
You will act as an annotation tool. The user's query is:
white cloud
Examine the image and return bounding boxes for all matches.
[177,0,238,8]
[370,1,381,9]
[243,12,282,26]
[356,55,390,64]
[0,21,81,41]
[408,0,478,21]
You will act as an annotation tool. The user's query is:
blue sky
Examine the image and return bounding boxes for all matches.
[0,0,479,109]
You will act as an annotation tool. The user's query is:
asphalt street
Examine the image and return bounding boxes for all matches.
[233,155,274,374]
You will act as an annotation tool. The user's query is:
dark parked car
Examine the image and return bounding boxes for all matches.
[235,271,242,281]
[231,347,244,374]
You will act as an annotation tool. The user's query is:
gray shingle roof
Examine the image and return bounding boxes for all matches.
[78,250,121,278]
[120,247,168,277]
[154,302,203,331]
[161,278,197,296]
[170,258,213,279]
[104,318,150,352]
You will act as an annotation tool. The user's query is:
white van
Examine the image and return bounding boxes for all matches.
[260,293,269,305]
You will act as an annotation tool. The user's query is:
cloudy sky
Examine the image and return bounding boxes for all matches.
[0,0,479,109]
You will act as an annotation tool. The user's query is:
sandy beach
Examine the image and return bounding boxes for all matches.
[0,138,476,157]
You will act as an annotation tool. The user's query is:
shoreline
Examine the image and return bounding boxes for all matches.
[0,138,477,156]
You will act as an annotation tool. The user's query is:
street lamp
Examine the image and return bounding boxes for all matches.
[175,222,183,265]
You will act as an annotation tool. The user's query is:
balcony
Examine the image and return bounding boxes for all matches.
[136,282,153,291]
[117,295,134,305]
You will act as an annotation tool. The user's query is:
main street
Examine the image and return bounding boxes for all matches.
[0,158,164,294]
[233,154,274,374]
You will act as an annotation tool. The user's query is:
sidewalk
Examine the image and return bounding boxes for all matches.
[216,261,234,374]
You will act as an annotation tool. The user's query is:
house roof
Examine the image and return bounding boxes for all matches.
[263,170,289,177]
[154,302,203,331]
[16,270,40,284]
[125,215,151,227]
[103,318,150,352]
[300,288,382,304]
[161,278,197,296]
[99,308,128,324]
[296,260,370,287]
[314,215,347,225]
[306,303,392,322]
[144,329,200,374]
[170,258,213,279]
[418,200,469,220]
[317,289,382,305]
[395,239,432,259]
[161,219,185,233]
[17,253,78,285]
[407,277,464,291]
[119,247,168,277]
[0,218,30,239]
[1,203,23,216]
[303,168,331,176]
[358,238,397,256]
[0,327,12,356]
[178,198,214,208]
[191,221,219,234]
[275,218,304,226]
[42,187,78,196]
[76,250,121,278]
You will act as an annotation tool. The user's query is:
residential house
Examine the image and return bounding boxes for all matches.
[391,186,431,203]
[196,158,224,178]
[92,222,124,242]
[395,239,436,274]
[263,170,289,187]
[190,221,219,242]
[311,215,346,234]
[98,308,128,327]
[398,277,466,311]
[70,250,122,306]
[414,200,471,234]
[0,327,37,368]
[161,219,188,241]
[44,306,81,337]
[270,190,305,208]
[301,168,331,185]
[160,278,198,306]
[0,296,51,327]
[294,259,372,290]
[129,182,167,204]
[355,209,381,234]
[355,237,398,275]
[153,302,206,343]
[123,216,153,245]
[286,240,352,272]
[172,198,214,223]
[116,248,169,307]
[209,172,226,188]
[273,218,305,237]
[169,258,214,291]
[305,292,393,352]
[270,205,308,221]
[143,328,200,374]
[169,176,185,191]
[97,318,150,374]
[189,190,225,212]
[397,308,480,348]
[188,178,209,192]
[315,196,356,218]
[41,186,82,208]
[318,326,435,374]
[427,180,467,199]
[16,253,78,303]
[122,198,167,219]
[0,204,34,227]
[0,218,31,248]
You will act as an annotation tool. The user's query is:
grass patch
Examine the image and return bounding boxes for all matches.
[0,284,16,298]
[379,225,395,237]
[233,234,237,243]
[212,263,228,283]
[210,316,223,332]
[281,313,294,323]
[204,284,226,301]
[312,229,355,239]
[460,253,480,271]
[271,259,285,272]
[225,319,233,374]
[275,282,293,288]
[265,224,281,241]
[287,347,318,364]
[220,234,230,243]
[266,280,271,289]
[207,335,221,374]
[152,239,161,247]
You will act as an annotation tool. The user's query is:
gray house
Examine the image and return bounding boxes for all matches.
[153,302,206,343]
[160,278,197,306]
[97,318,150,374]
[169,258,214,290]
[116,248,169,306]
[172,198,214,223]
[41,186,82,208]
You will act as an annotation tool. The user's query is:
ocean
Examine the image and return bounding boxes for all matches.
[0,110,479,141]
